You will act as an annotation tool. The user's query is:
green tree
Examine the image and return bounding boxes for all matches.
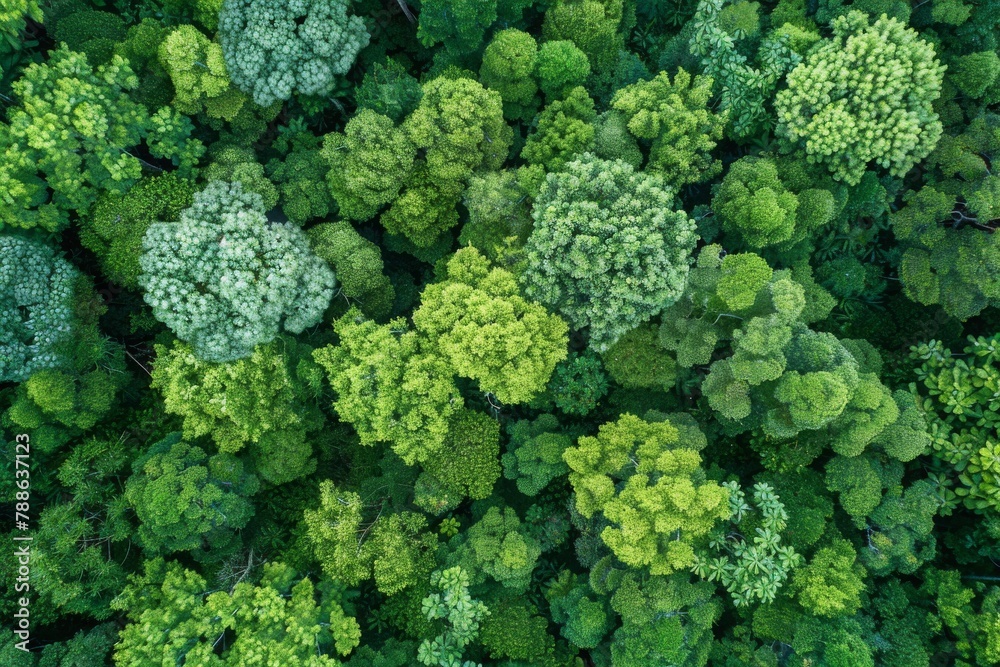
[150,339,323,484]
[158,24,247,120]
[403,75,512,185]
[265,132,334,225]
[463,505,541,592]
[538,350,609,416]
[202,142,278,210]
[689,0,804,138]
[390,76,512,246]
[892,114,1000,320]
[775,11,946,185]
[695,271,897,458]
[313,309,462,465]
[3,264,129,444]
[659,247,782,367]
[4,342,127,436]
[521,154,697,351]
[873,389,931,463]
[0,0,41,50]
[479,599,556,663]
[862,479,940,576]
[380,166,464,250]
[479,29,538,120]
[950,51,1000,102]
[790,539,866,617]
[824,453,896,521]
[542,0,624,78]
[52,10,125,65]
[124,433,259,559]
[112,17,172,107]
[218,0,369,106]
[458,167,538,264]
[0,48,200,231]
[911,334,1000,512]
[413,247,568,404]
[610,68,726,189]
[789,617,874,667]
[923,569,1000,667]
[502,414,574,496]
[322,109,415,221]
[601,322,677,390]
[713,156,835,249]
[308,221,396,320]
[417,0,497,55]
[113,559,360,665]
[377,75,514,248]
[756,468,834,552]
[139,181,335,362]
[545,570,612,649]
[354,58,423,123]
[31,437,131,622]
[416,409,502,511]
[693,481,803,606]
[521,86,597,171]
[0,236,78,382]
[564,414,730,574]
[535,40,591,100]
[417,567,489,667]
[305,480,437,593]
[0,625,117,667]
[603,568,721,667]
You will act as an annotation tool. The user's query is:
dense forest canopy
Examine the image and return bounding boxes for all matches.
[2,0,1000,665]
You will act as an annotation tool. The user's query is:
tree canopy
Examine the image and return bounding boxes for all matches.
[3,0,998,664]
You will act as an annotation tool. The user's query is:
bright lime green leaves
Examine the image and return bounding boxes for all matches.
[564,414,730,575]
[414,247,568,405]
[776,12,945,185]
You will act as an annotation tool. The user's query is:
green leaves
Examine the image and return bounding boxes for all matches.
[521,154,697,351]
[503,414,572,495]
[317,248,564,470]
[610,68,726,189]
[689,0,801,139]
[218,0,369,106]
[675,246,901,459]
[414,247,568,404]
[0,48,163,231]
[693,481,803,606]
[139,181,335,362]
[775,11,945,185]
[113,560,359,666]
[464,506,541,592]
[124,433,259,559]
[564,414,730,574]
[912,333,1000,512]
[417,567,488,667]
